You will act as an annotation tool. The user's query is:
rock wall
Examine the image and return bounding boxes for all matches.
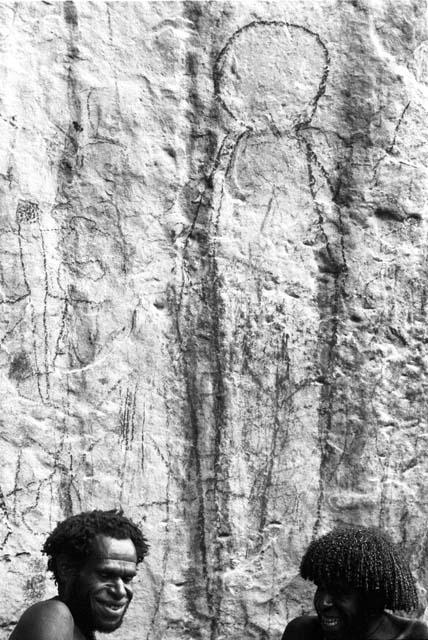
[1,1,428,638]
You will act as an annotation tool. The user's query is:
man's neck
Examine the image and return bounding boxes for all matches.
[366,613,387,639]
[73,617,95,640]
[322,614,385,640]
[56,595,95,640]
[72,620,95,640]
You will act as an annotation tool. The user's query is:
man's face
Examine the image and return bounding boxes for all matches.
[68,535,138,635]
[314,582,367,640]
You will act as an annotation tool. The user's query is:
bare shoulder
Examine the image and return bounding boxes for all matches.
[281,615,321,639]
[411,620,428,638]
[9,599,75,640]
[398,617,428,640]
[386,612,428,640]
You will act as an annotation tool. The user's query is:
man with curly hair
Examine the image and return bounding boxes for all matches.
[9,509,149,640]
[282,526,428,640]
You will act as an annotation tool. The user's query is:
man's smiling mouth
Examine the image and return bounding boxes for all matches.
[320,616,342,629]
[95,600,127,616]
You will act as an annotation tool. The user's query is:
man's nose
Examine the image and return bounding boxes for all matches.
[109,578,127,599]
[320,591,334,608]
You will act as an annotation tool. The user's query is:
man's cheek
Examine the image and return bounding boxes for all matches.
[88,578,105,594]
[314,596,324,614]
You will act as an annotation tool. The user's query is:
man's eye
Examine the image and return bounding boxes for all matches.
[123,576,134,584]
[99,572,111,579]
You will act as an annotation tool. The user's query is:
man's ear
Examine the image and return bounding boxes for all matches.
[56,554,78,584]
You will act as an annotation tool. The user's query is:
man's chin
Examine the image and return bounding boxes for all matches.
[319,616,366,640]
[94,620,124,634]
[91,599,129,633]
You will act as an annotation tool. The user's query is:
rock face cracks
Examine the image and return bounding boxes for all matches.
[0,2,428,639]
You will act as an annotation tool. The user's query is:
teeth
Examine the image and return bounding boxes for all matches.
[99,603,123,611]
[322,618,340,626]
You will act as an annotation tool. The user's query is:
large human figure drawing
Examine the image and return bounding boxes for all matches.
[212,21,343,540]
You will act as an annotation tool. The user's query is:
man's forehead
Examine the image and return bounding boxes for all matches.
[91,534,137,562]
[94,558,137,575]
[316,579,358,594]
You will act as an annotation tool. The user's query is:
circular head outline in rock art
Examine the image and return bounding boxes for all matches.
[214,20,330,133]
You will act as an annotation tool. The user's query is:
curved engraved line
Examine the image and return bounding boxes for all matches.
[214,20,330,131]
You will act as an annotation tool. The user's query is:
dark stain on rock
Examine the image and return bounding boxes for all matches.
[59,157,74,184]
[174,4,236,638]
[374,206,405,222]
[63,0,78,28]
[9,352,33,381]
[58,466,73,518]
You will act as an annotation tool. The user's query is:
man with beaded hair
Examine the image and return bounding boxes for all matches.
[282,526,428,640]
[9,509,149,640]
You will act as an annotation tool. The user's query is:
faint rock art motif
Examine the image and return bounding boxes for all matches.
[0,197,128,407]
[12,199,66,403]
[119,383,137,448]
[414,41,428,84]
[56,209,135,417]
[23,558,47,605]
[353,100,428,537]
[371,101,428,221]
[118,382,141,506]
[0,484,12,548]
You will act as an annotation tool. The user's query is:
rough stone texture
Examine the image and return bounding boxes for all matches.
[0,1,428,638]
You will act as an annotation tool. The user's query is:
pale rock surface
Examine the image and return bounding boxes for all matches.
[0,1,428,639]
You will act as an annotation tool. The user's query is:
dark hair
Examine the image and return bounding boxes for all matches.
[43,509,149,583]
[300,526,418,612]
